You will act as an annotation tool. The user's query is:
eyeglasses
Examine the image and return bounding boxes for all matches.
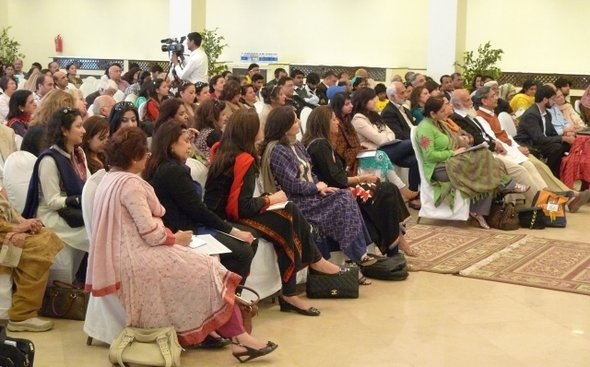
[114,101,135,111]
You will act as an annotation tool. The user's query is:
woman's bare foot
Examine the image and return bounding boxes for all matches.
[399,235,418,257]
[309,258,341,274]
[470,212,490,229]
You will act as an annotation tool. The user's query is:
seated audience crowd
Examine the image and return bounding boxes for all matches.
[3,55,590,366]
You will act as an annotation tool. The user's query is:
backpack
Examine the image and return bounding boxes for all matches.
[360,253,409,281]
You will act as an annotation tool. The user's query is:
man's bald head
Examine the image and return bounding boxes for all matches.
[450,89,473,110]
[93,95,116,117]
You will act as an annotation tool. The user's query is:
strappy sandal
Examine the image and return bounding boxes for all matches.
[358,276,372,285]
[231,339,278,363]
[502,183,530,194]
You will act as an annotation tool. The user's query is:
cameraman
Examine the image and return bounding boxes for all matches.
[172,32,209,84]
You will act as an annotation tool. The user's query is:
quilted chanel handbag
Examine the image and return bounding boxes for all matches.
[306,264,359,299]
[517,207,546,229]
[109,327,183,367]
[40,281,89,321]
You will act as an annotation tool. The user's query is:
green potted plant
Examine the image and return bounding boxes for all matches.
[0,27,25,67]
[201,28,228,76]
[455,41,503,88]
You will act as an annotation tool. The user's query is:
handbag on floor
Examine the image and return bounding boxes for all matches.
[487,201,519,231]
[360,253,409,281]
[517,207,546,229]
[0,326,35,367]
[306,264,359,299]
[532,190,568,227]
[109,327,183,367]
[39,280,89,321]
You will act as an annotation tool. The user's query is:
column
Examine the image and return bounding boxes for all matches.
[426,0,466,81]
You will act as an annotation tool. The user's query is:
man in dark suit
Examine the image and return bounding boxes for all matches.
[514,85,575,178]
[440,74,453,101]
[449,88,498,153]
[316,70,337,105]
[381,81,416,141]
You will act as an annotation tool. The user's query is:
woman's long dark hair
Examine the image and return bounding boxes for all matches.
[208,109,261,179]
[258,106,296,157]
[351,87,384,127]
[302,105,332,147]
[143,120,187,181]
[329,92,351,125]
[154,98,184,132]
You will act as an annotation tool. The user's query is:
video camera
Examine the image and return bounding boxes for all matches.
[160,36,186,56]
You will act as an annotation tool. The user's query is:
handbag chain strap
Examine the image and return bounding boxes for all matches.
[529,209,537,229]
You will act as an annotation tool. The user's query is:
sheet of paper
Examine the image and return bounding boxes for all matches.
[189,236,207,249]
[356,150,377,159]
[456,142,489,154]
[190,234,232,255]
[267,201,288,211]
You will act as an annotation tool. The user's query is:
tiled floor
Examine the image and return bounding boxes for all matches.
[6,208,590,367]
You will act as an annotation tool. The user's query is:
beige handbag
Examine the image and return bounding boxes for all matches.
[108,327,183,367]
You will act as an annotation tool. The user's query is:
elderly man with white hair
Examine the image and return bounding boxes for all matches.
[85,77,118,106]
[92,95,116,118]
[450,88,545,206]
[381,81,416,141]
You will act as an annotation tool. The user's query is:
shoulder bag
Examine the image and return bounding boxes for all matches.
[109,327,183,367]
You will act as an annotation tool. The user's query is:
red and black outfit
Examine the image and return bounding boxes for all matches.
[6,113,31,137]
[205,149,322,296]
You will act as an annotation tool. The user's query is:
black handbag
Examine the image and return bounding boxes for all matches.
[57,207,84,228]
[0,326,35,367]
[517,207,546,229]
[306,264,359,299]
[40,281,89,321]
[360,253,409,281]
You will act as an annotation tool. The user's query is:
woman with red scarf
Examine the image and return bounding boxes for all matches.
[5,90,36,137]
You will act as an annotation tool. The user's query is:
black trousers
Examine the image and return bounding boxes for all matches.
[538,141,569,179]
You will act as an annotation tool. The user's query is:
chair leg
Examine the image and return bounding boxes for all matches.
[416,216,421,224]
[86,336,93,346]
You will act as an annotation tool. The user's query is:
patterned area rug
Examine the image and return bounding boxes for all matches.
[405,224,526,274]
[460,237,590,295]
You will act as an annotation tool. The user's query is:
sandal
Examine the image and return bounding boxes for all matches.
[358,276,372,286]
[408,199,421,210]
[231,339,278,363]
[502,183,530,195]
[470,212,490,229]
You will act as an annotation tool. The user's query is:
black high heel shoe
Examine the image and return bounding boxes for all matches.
[231,339,278,363]
[278,296,321,316]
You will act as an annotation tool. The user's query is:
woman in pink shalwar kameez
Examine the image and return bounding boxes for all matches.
[85,127,277,363]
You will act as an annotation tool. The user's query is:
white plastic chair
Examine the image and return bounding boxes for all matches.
[410,127,469,223]
[185,158,208,188]
[299,107,313,134]
[3,150,37,212]
[17,78,27,90]
[79,80,98,99]
[254,101,264,114]
[124,93,137,103]
[137,101,147,122]
[498,112,517,137]
[81,169,127,345]
[574,100,582,115]
[14,135,23,150]
[113,90,124,102]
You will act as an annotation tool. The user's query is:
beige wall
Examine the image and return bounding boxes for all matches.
[4,0,170,67]
[206,0,429,68]
[464,0,590,74]
[3,0,589,76]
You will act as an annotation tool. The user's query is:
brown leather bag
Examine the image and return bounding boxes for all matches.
[487,202,519,230]
[40,281,89,320]
[235,286,259,334]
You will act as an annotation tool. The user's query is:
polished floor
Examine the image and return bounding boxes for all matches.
[6,207,590,367]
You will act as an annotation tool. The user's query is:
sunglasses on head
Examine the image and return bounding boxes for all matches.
[114,101,135,111]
